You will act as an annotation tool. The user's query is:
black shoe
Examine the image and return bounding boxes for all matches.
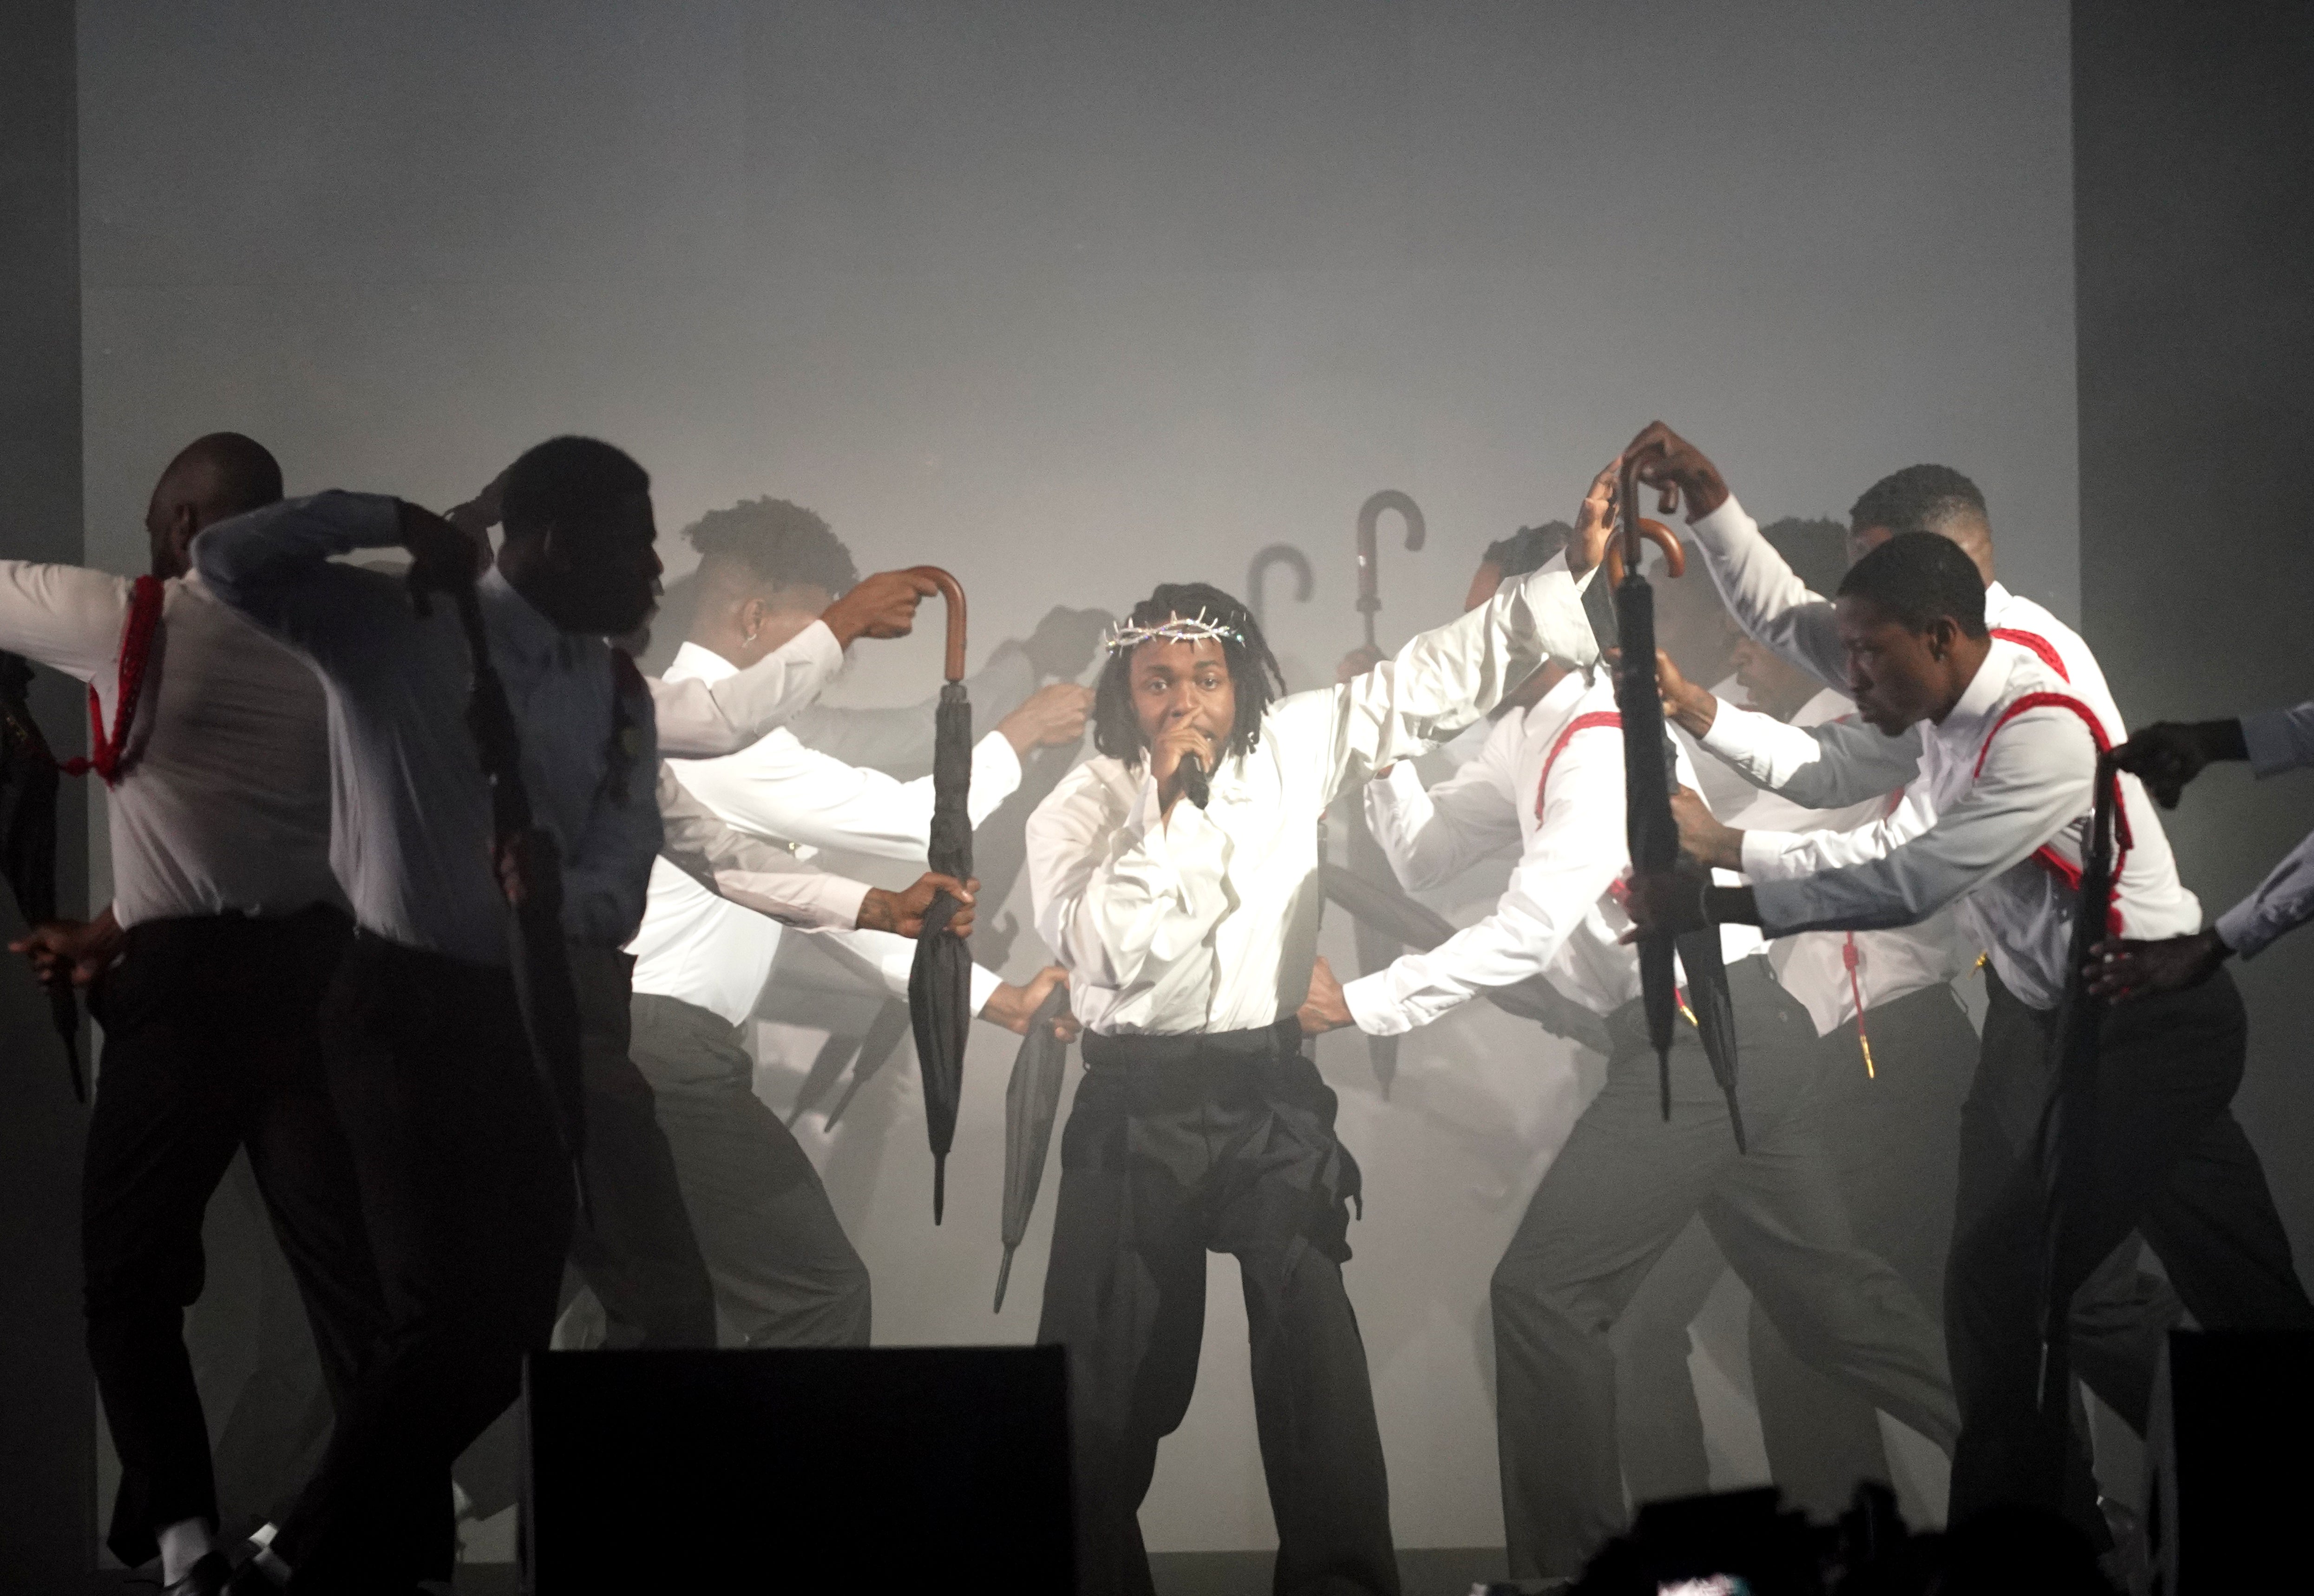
[164,1552,235,1596]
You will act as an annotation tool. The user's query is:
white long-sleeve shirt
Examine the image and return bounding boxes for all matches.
[2213,701,2314,957]
[196,492,662,964]
[1028,554,1601,1036]
[0,559,343,928]
[628,639,1014,1026]
[1717,642,2202,1010]
[1717,688,1977,1036]
[1340,670,1760,1035]
[648,620,844,759]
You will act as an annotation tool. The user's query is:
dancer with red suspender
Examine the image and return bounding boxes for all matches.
[1299,498,1955,1580]
[1622,504,2314,1542]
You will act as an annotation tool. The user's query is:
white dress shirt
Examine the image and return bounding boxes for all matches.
[196,492,662,965]
[1685,495,2121,731]
[1714,688,1977,1036]
[0,559,343,928]
[1341,670,1761,1035]
[629,639,1015,1026]
[648,620,844,759]
[1711,642,2202,1010]
[1028,554,1601,1037]
[2211,700,2314,957]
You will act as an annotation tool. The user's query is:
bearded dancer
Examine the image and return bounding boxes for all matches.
[1025,517,1603,1596]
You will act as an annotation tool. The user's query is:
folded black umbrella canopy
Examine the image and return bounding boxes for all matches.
[449,585,589,1209]
[993,979,1075,1312]
[1349,491,1428,1097]
[1609,455,1744,1149]
[905,567,973,1223]
[2035,750,2130,1455]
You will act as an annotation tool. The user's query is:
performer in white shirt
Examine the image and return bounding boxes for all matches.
[1298,527,1955,1579]
[2088,702,2314,989]
[620,500,1085,1350]
[0,434,384,1596]
[1624,526,2314,1540]
[1619,424,2191,1485]
[1025,497,1605,1596]
[196,437,668,1593]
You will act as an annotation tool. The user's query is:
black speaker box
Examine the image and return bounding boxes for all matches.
[521,1345,1073,1591]
[2138,1328,2314,1595]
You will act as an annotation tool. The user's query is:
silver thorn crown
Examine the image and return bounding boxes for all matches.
[1103,607,1244,654]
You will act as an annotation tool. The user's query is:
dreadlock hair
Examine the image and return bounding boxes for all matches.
[1836,532,1988,637]
[1482,520,1572,582]
[1092,582,1285,770]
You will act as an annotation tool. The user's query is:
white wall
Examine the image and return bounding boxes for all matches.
[77,0,2074,1553]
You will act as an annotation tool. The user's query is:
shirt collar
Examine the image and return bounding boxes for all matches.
[668,640,739,685]
[478,567,567,670]
[1984,579,2014,623]
[1528,665,1599,730]
[1940,642,2014,736]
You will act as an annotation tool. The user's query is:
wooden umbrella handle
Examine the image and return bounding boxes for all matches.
[1604,517,1686,587]
[906,566,969,682]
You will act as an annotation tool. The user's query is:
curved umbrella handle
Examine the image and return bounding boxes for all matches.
[1603,516,1686,588]
[906,566,969,683]
[1247,543,1313,631]
[1355,490,1425,649]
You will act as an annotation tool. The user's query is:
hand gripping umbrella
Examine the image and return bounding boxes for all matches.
[992,980,1075,1312]
[1247,543,1313,634]
[1611,457,1744,1149]
[449,585,590,1209]
[2034,748,2132,1456]
[1348,491,1427,1096]
[0,653,84,1101]
[904,566,973,1222]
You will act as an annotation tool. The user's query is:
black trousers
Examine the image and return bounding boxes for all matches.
[1491,959,1957,1578]
[274,934,573,1591]
[1946,965,2314,1534]
[563,946,717,1349]
[1747,982,1979,1515]
[1036,1020,1397,1596]
[82,906,382,1570]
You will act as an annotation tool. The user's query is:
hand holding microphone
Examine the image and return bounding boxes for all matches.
[1153,720,1219,814]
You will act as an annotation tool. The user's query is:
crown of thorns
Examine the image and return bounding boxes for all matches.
[1103,608,1245,654]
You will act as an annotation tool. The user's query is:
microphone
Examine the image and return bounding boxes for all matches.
[1178,752,1212,811]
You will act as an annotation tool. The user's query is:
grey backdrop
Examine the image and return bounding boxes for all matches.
[73,0,2078,1557]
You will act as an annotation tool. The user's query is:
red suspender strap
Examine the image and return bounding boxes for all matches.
[57,574,164,787]
[1971,690,2133,933]
[1989,628,2069,682]
[1534,711,1622,820]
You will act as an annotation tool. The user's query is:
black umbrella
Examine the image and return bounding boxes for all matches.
[2035,751,2130,1450]
[448,585,590,1208]
[0,653,84,1101]
[1247,543,1313,635]
[1321,862,1613,1056]
[1610,456,1744,1149]
[993,979,1075,1312]
[905,567,973,1223]
[1349,491,1428,1096]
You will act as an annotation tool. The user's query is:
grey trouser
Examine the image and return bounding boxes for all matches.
[627,993,872,1347]
[1493,959,1958,1579]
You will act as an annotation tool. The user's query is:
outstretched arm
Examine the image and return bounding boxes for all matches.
[1360,726,1523,891]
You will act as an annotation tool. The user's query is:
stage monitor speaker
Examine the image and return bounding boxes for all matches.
[522,1344,1072,1591]
[2138,1328,2314,1595]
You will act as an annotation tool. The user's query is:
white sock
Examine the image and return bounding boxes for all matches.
[157,1518,214,1585]
[248,1521,279,1549]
